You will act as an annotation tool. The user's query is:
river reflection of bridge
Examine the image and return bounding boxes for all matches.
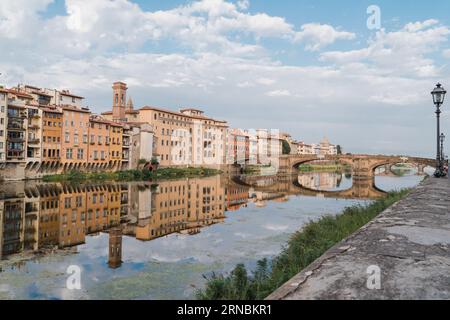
[0,170,418,268]
[234,171,397,200]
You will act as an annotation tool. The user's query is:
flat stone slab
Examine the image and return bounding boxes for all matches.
[267,177,450,300]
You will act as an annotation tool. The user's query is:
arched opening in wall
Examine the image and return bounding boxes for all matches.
[373,162,435,192]
[293,159,353,193]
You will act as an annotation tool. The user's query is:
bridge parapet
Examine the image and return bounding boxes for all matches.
[278,154,435,178]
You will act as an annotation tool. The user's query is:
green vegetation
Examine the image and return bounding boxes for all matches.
[242,164,272,175]
[43,167,221,183]
[196,189,410,300]
[337,145,342,155]
[282,140,291,155]
[298,163,351,173]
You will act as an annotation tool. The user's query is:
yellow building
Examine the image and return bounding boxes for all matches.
[102,82,228,168]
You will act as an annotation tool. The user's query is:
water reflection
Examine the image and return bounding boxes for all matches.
[0,171,425,299]
[0,170,424,270]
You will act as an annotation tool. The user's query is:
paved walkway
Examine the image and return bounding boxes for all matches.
[267,177,450,300]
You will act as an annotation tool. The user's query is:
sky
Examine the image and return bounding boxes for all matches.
[1,0,450,157]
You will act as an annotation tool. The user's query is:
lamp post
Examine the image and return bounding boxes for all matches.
[440,133,446,176]
[431,83,447,177]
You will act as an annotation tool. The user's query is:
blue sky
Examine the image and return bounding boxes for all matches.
[1,0,450,156]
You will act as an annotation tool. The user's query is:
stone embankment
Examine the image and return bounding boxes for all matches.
[267,177,450,300]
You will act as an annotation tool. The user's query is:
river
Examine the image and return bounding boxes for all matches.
[0,167,429,300]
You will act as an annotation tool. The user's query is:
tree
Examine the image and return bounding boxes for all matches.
[337,145,343,155]
[282,140,291,155]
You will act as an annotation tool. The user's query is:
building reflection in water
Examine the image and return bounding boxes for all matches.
[0,171,382,269]
[0,176,252,269]
[297,172,343,191]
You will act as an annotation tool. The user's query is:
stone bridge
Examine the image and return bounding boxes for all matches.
[232,175,388,200]
[278,154,435,178]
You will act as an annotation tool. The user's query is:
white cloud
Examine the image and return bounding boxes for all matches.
[236,0,250,11]
[294,23,356,51]
[266,90,291,97]
[444,49,450,59]
[320,20,450,78]
[403,19,439,32]
[0,1,449,156]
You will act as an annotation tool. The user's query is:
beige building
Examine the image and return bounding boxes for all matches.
[0,87,7,162]
[102,82,228,168]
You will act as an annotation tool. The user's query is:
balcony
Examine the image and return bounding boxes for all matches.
[7,99,26,108]
[28,124,40,130]
[7,151,25,160]
[7,136,25,143]
[28,138,40,144]
[7,121,25,131]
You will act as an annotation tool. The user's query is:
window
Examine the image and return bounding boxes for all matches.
[65,133,70,143]
[98,136,102,144]
[94,150,98,159]
[77,148,84,160]
[74,135,78,144]
[83,134,88,143]
[100,151,105,160]
[66,148,73,159]
[64,197,71,209]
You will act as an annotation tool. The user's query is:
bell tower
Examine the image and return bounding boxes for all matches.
[112,82,127,122]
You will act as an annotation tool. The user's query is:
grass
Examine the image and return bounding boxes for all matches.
[196,189,410,300]
[298,163,351,173]
[42,167,222,183]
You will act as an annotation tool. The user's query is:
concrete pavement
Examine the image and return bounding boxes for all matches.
[267,177,450,300]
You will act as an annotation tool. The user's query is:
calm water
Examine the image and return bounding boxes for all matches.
[0,168,426,300]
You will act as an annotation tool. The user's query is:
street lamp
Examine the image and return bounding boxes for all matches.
[431,83,446,177]
[441,133,447,176]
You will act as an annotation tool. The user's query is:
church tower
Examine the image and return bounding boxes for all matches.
[108,227,123,269]
[126,96,134,112]
[112,82,127,122]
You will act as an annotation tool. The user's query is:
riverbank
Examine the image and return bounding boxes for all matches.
[268,176,450,300]
[298,163,351,173]
[196,189,410,300]
[42,167,222,182]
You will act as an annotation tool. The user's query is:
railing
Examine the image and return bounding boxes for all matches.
[7,121,25,130]
[28,138,40,144]
[7,136,25,143]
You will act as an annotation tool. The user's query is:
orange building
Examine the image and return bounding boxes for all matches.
[88,116,110,169]
[59,187,86,247]
[41,107,62,169]
[134,176,226,241]
[85,185,111,234]
[61,106,90,171]
[38,187,61,247]
[108,121,123,170]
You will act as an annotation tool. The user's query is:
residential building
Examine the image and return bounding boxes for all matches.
[88,115,111,169]
[0,87,7,162]
[102,82,228,168]
[41,107,63,170]
[61,106,90,171]
[108,121,123,170]
[318,137,338,155]
[298,141,315,155]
